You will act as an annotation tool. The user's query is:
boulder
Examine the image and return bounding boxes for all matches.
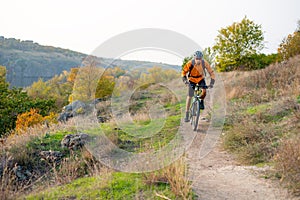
[61,133,90,150]
[58,100,87,122]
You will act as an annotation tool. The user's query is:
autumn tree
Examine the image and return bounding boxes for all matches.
[70,60,103,102]
[278,20,300,61]
[27,71,73,109]
[95,75,115,99]
[213,16,264,71]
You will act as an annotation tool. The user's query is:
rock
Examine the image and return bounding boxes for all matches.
[58,100,87,122]
[39,150,63,163]
[13,165,32,181]
[97,116,109,123]
[61,133,90,150]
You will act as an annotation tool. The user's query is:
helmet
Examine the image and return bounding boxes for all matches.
[194,51,203,59]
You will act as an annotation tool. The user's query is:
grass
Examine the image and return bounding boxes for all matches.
[24,157,194,200]
[23,172,178,200]
[245,103,270,115]
[1,79,195,199]
[97,114,181,153]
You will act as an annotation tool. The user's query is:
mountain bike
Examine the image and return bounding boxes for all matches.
[189,83,208,131]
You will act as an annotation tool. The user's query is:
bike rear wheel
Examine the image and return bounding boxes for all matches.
[190,100,200,131]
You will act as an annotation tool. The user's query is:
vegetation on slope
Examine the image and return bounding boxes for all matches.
[222,55,300,194]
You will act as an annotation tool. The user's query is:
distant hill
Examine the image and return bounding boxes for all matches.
[0,36,180,87]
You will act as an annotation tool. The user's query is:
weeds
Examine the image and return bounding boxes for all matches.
[143,157,193,200]
[275,136,300,195]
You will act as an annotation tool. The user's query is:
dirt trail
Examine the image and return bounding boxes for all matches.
[185,118,298,200]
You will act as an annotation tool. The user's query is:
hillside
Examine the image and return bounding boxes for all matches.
[1,55,299,199]
[0,36,180,87]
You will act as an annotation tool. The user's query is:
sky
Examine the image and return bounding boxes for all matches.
[1,0,299,65]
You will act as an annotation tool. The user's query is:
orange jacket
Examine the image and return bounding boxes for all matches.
[182,59,215,83]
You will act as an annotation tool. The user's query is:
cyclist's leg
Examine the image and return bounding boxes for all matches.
[185,82,195,122]
[198,79,207,99]
[198,79,207,109]
[186,82,195,110]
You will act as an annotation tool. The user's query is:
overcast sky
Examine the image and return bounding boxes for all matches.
[1,0,299,65]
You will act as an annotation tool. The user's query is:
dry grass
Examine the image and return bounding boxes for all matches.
[223,55,300,102]
[275,135,300,195]
[52,148,105,185]
[143,156,193,200]
[0,120,96,199]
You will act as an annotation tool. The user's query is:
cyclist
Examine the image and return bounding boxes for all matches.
[182,50,215,122]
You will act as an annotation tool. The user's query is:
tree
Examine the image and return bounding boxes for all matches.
[27,71,73,109]
[70,60,103,102]
[278,20,300,61]
[0,66,9,92]
[27,78,52,99]
[95,75,115,99]
[213,16,264,71]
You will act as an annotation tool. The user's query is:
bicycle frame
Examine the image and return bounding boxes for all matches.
[189,83,203,131]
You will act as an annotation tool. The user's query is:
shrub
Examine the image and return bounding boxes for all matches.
[43,112,58,125]
[274,136,300,195]
[223,119,279,164]
[238,53,278,70]
[15,109,44,132]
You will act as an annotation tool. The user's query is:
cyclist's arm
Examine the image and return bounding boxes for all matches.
[182,61,192,77]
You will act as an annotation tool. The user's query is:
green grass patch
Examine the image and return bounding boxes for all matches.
[245,103,270,115]
[23,172,176,200]
[96,114,181,153]
[27,131,70,152]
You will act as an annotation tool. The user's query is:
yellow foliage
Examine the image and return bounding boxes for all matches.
[16,109,44,132]
[16,109,58,133]
[43,112,58,124]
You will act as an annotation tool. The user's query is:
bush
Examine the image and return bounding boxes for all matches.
[223,119,279,164]
[275,136,300,195]
[15,109,44,132]
[238,53,278,70]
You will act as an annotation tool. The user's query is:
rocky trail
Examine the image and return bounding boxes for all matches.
[185,117,298,200]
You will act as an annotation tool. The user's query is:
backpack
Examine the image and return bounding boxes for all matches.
[188,59,207,77]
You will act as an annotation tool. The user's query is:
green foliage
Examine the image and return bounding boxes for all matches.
[95,75,116,99]
[213,16,264,71]
[202,47,215,64]
[0,67,55,137]
[27,131,70,153]
[238,53,278,70]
